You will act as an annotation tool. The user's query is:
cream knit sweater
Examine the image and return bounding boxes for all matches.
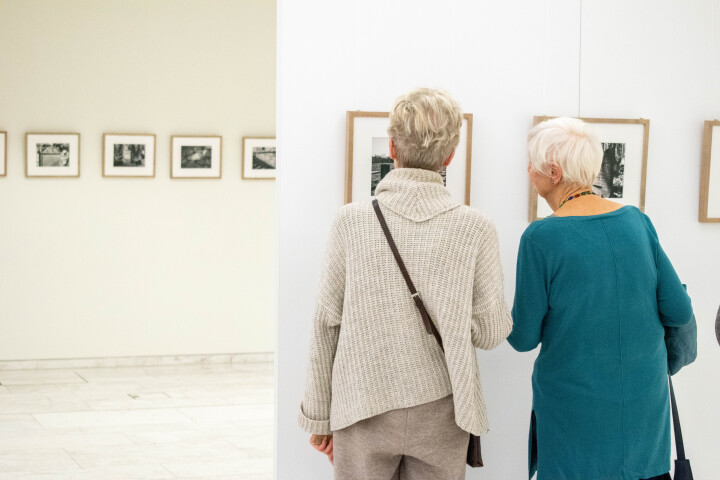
[298,168,512,436]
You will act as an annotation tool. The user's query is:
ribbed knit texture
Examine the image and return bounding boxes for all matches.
[298,168,513,436]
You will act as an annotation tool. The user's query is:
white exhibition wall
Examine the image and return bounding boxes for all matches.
[277,0,720,478]
[0,0,277,360]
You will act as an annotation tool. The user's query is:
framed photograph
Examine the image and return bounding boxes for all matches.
[171,135,222,179]
[699,119,720,222]
[242,137,276,179]
[26,133,81,177]
[0,131,6,177]
[103,133,156,177]
[345,111,473,205]
[529,117,650,222]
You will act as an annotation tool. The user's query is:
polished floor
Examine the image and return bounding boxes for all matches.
[0,361,274,479]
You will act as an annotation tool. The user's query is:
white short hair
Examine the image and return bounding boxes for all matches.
[387,88,463,171]
[527,117,603,187]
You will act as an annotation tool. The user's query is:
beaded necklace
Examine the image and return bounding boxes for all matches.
[558,190,594,209]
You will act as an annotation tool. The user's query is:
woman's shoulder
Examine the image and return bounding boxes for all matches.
[520,216,562,244]
[602,205,659,240]
[452,205,500,236]
[329,201,372,232]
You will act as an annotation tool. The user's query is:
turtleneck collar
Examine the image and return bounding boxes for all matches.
[374,168,462,222]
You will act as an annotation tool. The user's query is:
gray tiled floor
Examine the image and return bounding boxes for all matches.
[0,362,274,479]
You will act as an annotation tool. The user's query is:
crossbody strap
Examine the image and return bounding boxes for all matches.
[668,372,686,460]
[372,199,444,352]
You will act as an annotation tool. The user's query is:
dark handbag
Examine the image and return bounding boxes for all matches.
[668,373,693,479]
[372,199,483,468]
[664,285,697,375]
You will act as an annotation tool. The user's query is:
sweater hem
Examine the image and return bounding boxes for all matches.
[330,389,452,432]
[329,389,489,436]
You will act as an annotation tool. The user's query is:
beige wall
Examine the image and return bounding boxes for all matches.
[0,0,277,360]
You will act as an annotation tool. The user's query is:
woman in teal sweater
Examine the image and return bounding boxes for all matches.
[509,117,694,480]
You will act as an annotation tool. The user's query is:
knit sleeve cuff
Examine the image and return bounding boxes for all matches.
[298,404,332,435]
[472,296,513,350]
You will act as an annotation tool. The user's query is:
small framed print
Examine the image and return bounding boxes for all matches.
[0,131,6,177]
[26,133,81,177]
[345,111,473,205]
[103,133,156,177]
[699,119,720,222]
[529,117,650,222]
[242,137,276,179]
[171,135,222,179]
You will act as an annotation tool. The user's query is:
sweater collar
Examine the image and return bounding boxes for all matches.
[374,168,461,222]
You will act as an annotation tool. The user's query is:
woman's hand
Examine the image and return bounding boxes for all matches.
[310,434,334,465]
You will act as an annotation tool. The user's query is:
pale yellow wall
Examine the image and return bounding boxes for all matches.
[0,0,277,360]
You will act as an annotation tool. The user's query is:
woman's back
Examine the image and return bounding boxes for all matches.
[510,206,693,480]
[317,168,511,436]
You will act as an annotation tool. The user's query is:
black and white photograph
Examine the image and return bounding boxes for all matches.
[181,146,212,169]
[103,134,156,177]
[529,117,649,221]
[114,144,145,167]
[26,133,80,177]
[253,146,276,170]
[593,142,625,198]
[371,136,394,195]
[171,135,222,178]
[0,131,6,177]
[346,111,471,204]
[699,120,720,222]
[36,143,70,167]
[243,137,276,179]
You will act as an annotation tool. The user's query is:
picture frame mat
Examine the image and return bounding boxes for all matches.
[529,117,649,221]
[171,135,222,179]
[103,133,156,177]
[346,111,472,205]
[242,136,276,179]
[700,120,720,222]
[26,132,81,177]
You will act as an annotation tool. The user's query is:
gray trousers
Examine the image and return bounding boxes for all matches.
[333,395,469,480]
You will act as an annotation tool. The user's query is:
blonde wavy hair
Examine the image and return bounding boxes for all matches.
[387,88,463,171]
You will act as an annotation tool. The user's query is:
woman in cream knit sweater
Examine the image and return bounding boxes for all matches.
[299,88,513,479]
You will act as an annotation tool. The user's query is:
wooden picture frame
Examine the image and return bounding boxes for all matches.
[242,137,276,180]
[0,131,6,177]
[529,116,650,222]
[103,133,156,178]
[171,135,222,179]
[345,111,473,205]
[699,119,720,222]
[26,132,81,178]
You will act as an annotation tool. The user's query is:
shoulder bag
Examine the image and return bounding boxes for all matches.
[669,372,693,479]
[664,285,697,376]
[372,199,483,468]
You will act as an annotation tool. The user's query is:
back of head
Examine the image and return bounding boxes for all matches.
[387,88,463,171]
[527,117,603,187]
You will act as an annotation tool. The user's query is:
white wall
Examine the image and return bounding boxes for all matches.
[277,0,720,478]
[0,0,277,360]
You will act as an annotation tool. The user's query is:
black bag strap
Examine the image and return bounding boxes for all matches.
[668,372,686,460]
[372,199,444,351]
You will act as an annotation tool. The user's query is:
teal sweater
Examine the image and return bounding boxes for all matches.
[509,206,693,480]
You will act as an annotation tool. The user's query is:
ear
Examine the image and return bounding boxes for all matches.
[388,138,397,160]
[549,162,563,185]
[443,149,455,168]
